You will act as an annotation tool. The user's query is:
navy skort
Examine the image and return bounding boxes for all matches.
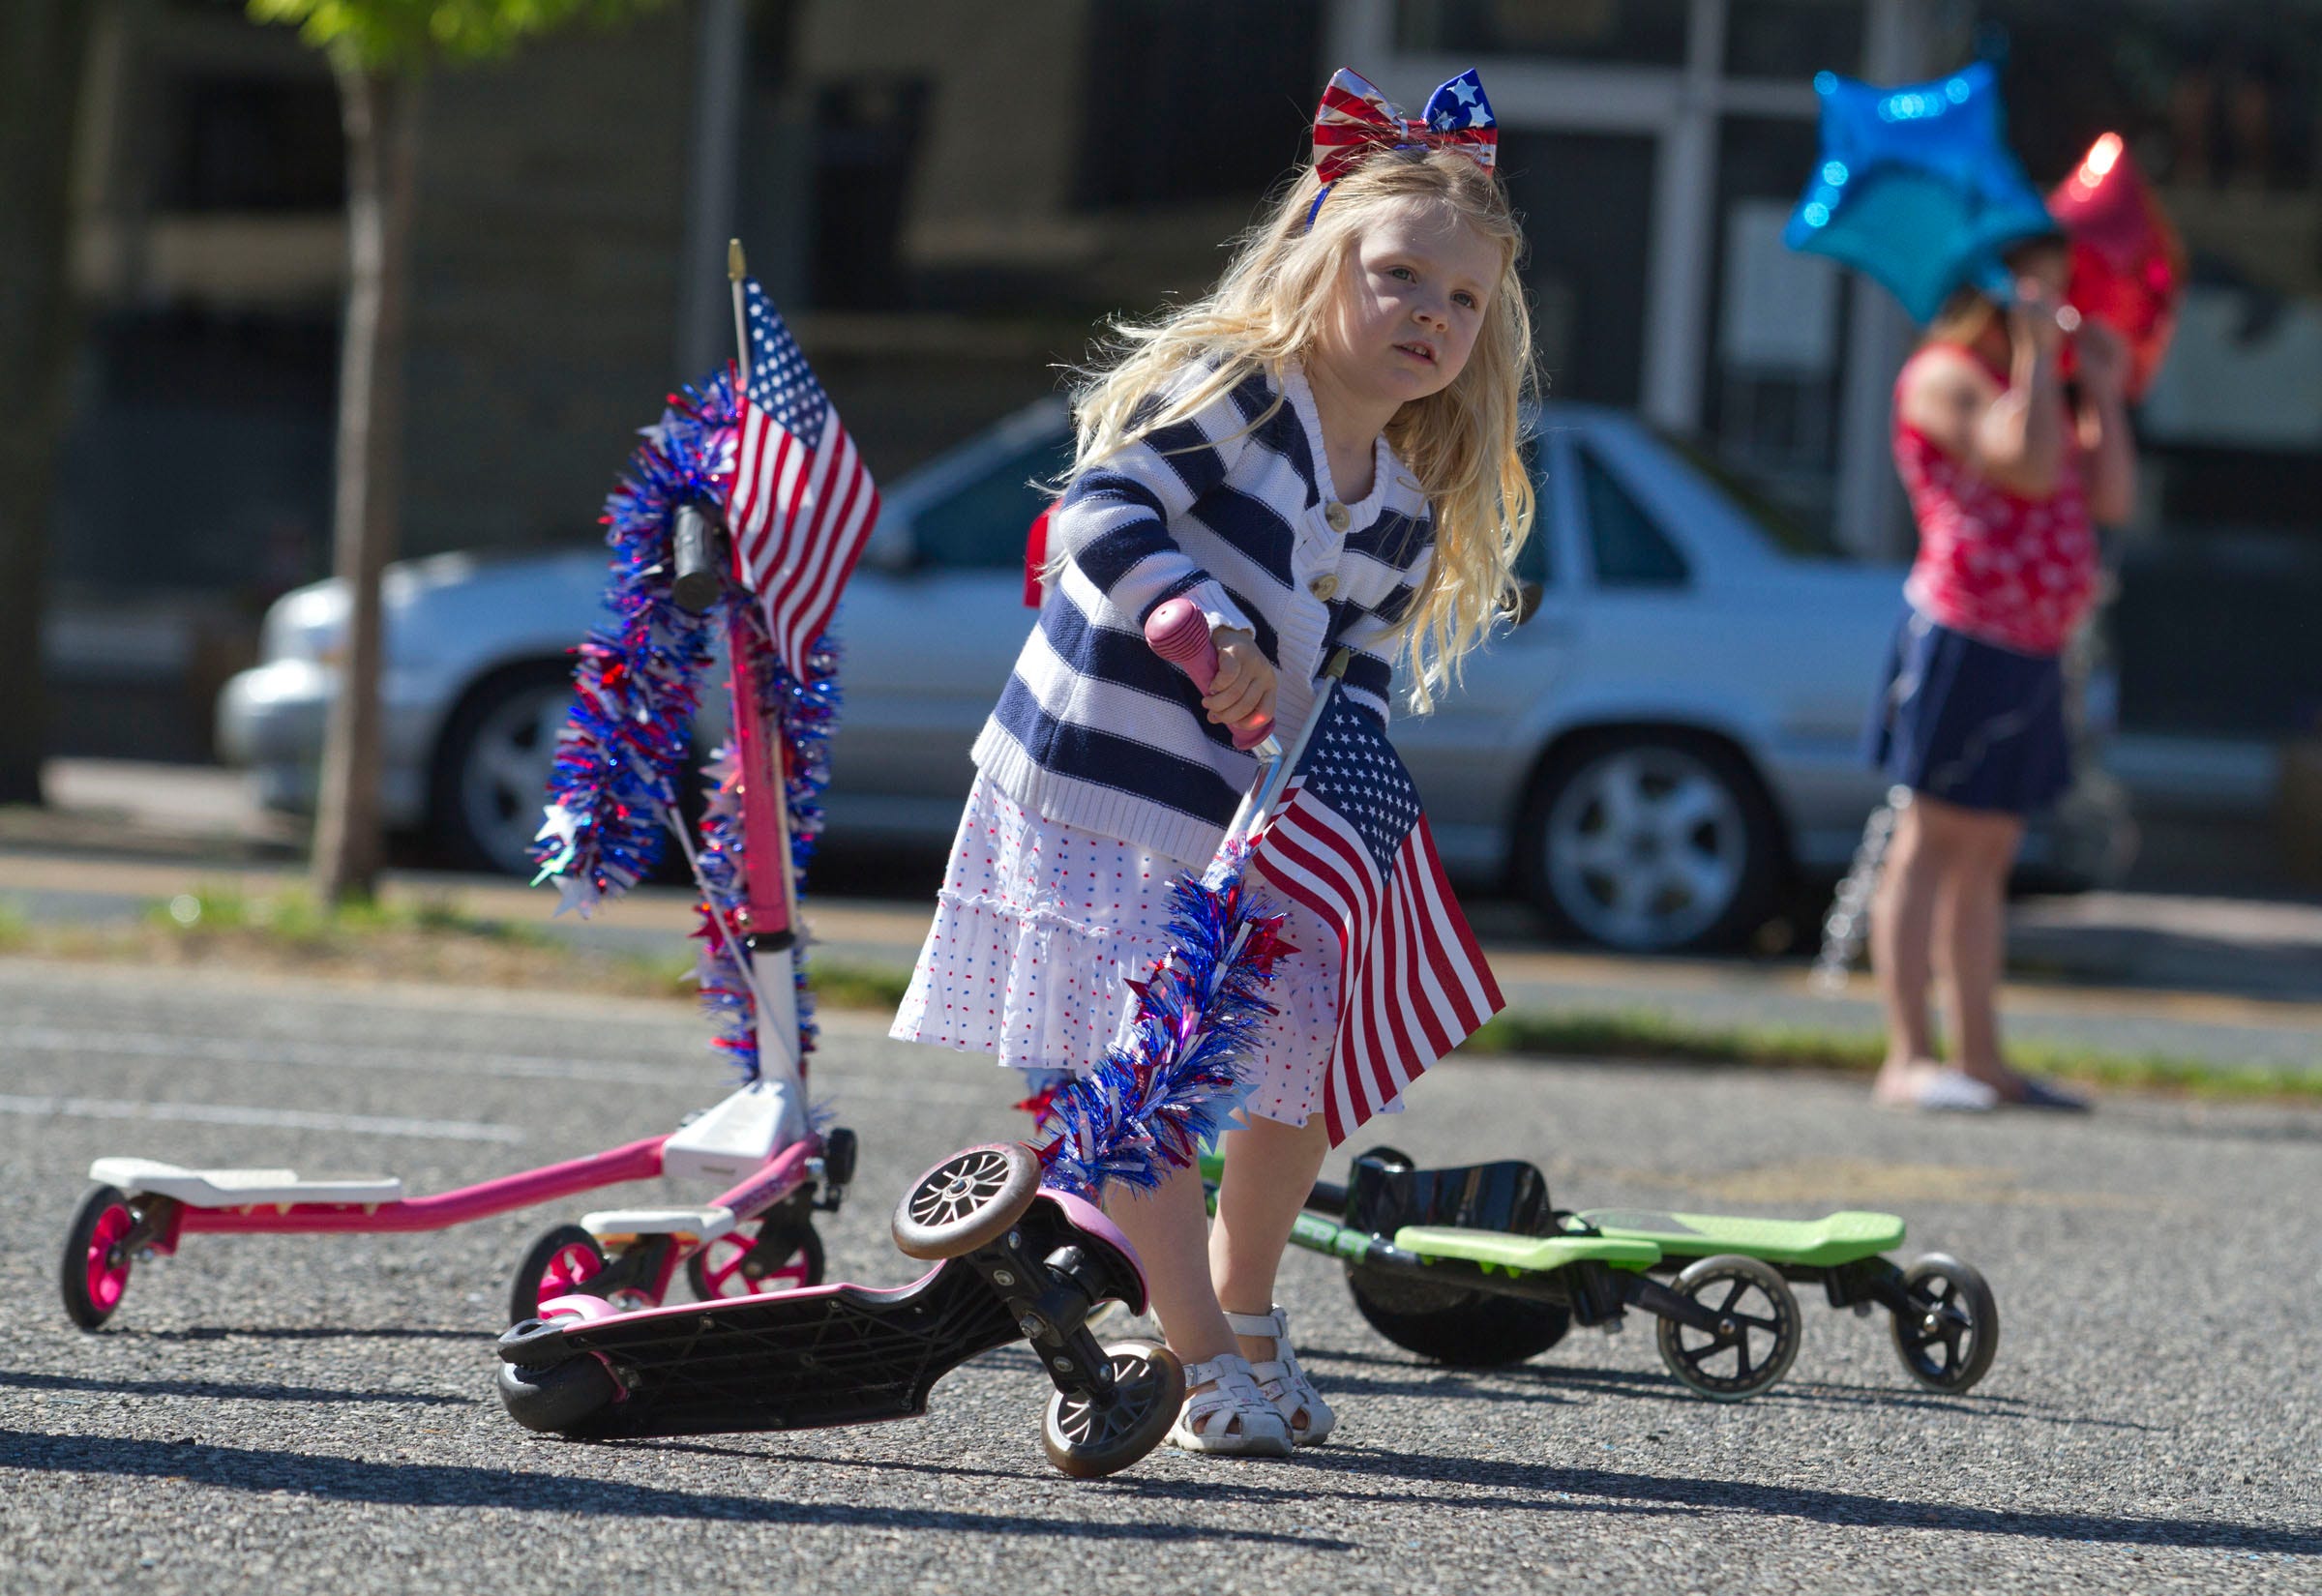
[1864,608,2071,816]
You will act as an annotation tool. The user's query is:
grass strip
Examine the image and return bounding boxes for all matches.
[1,886,696,998]
[3,888,2310,1101]
[141,883,559,944]
[1462,1007,2322,1101]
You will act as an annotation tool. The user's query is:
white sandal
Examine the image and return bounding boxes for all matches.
[1166,1352,1294,1457]
[1225,1303,1336,1445]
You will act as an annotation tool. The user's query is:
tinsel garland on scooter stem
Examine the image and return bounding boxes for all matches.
[527,366,837,1085]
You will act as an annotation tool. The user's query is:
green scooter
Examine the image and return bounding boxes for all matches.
[1200,1146,1997,1401]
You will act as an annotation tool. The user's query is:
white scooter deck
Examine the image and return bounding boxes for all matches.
[88,1158,404,1209]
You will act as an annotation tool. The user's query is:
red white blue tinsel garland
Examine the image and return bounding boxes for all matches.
[530,366,839,1083]
[1033,843,1292,1196]
[532,372,736,909]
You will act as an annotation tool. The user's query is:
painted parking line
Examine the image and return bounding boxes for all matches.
[0,1093,523,1144]
[2,1025,675,1086]
[2,1025,1007,1108]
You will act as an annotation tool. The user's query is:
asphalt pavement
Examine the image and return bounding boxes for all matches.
[3,959,2316,1594]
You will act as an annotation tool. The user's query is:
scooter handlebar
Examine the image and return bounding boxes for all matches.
[670,503,727,614]
[1144,598,1273,751]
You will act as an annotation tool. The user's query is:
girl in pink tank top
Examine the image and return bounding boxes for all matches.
[1867,235,2137,1114]
[1892,342,2099,658]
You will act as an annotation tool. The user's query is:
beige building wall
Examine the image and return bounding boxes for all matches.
[401,11,700,557]
[800,0,1088,253]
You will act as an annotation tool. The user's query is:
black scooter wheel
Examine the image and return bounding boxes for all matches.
[508,1225,610,1325]
[497,1351,619,1434]
[1042,1340,1185,1478]
[1890,1254,2000,1394]
[819,1126,859,1191]
[1654,1254,1801,1401]
[1346,1266,1572,1367]
[892,1143,1042,1260]
[61,1185,138,1332]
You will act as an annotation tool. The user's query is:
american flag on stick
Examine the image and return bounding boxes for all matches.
[724,276,879,681]
[1248,682,1503,1142]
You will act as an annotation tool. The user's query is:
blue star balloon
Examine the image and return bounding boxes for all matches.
[1784,61,2058,323]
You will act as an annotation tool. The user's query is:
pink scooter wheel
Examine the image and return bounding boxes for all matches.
[61,1185,137,1332]
[688,1221,825,1301]
[508,1225,610,1324]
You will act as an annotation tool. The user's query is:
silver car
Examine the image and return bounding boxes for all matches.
[219,399,2123,952]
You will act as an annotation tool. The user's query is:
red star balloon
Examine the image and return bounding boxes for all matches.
[2049,133,2187,401]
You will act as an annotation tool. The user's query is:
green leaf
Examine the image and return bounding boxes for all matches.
[247,0,670,74]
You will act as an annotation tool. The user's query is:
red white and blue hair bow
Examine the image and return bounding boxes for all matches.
[1311,67,1499,185]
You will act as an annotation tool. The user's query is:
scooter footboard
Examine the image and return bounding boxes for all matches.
[506,1260,1023,1438]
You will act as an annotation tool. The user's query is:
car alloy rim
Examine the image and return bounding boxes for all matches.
[1546,747,1745,949]
[461,685,573,873]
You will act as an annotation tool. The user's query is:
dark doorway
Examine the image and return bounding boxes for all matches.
[1497,131,1657,408]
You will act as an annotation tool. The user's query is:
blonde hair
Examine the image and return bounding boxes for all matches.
[1065,149,1537,714]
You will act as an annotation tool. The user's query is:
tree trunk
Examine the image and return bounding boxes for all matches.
[311,64,422,904]
[0,1,95,806]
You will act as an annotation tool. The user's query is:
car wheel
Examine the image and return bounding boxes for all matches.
[1519,732,1784,953]
[429,663,577,875]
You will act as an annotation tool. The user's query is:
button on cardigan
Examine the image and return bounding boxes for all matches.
[970,360,1438,867]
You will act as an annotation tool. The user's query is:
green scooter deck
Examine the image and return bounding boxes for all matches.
[1391,1227,1661,1274]
[1570,1208,1904,1267]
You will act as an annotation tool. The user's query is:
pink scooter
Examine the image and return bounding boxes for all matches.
[496,1141,1182,1478]
[62,504,851,1333]
[61,1080,854,1332]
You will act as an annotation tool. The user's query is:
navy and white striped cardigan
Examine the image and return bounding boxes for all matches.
[970,361,1437,867]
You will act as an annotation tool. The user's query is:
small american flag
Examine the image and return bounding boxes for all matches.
[1249,683,1503,1143]
[725,279,879,679]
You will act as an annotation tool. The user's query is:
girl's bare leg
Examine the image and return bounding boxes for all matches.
[1869,800,1946,1099]
[1103,1160,1235,1367]
[1933,808,2025,1090]
[1210,1111,1333,1348]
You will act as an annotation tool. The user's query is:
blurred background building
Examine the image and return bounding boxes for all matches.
[38,0,2322,877]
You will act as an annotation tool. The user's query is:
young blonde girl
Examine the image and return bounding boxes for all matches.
[892,69,1533,1457]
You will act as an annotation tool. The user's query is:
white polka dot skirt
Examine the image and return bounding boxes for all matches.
[889,775,1380,1130]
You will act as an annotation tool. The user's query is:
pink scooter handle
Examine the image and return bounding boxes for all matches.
[1145,598,1274,751]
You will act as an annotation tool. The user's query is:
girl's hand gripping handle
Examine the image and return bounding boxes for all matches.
[1145,598,1276,753]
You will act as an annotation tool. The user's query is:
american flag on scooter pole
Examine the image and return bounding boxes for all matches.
[1247,681,1504,1142]
[724,275,880,683]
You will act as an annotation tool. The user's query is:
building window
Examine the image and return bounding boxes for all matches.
[1498,130,1656,408]
[153,75,344,213]
[1723,0,1864,79]
[55,310,337,595]
[1395,0,1687,67]
[1704,115,1850,546]
[807,76,931,310]
[1074,0,1321,208]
